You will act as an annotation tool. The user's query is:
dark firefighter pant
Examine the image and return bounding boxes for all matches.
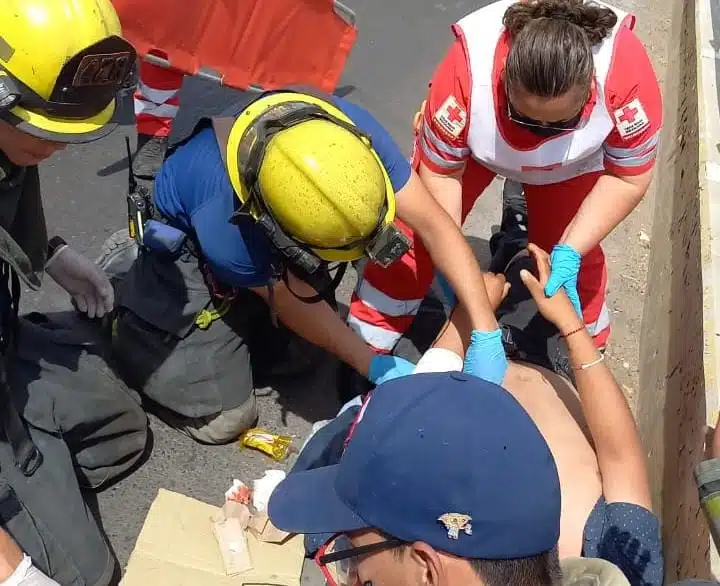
[1,313,148,586]
[111,248,314,444]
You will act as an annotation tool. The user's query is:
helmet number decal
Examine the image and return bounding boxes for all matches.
[72,52,133,87]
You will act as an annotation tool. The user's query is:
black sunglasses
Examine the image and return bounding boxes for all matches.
[505,81,585,132]
[318,535,406,566]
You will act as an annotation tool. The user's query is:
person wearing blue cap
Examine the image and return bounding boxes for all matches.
[269,370,565,585]
[269,368,636,586]
[273,223,662,585]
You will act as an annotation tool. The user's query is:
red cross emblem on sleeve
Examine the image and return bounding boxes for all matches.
[434,96,467,139]
[446,105,464,123]
[613,98,650,138]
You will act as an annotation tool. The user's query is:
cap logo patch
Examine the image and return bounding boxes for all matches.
[438,513,473,540]
[73,52,133,88]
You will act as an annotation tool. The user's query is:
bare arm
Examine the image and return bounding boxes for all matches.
[251,273,373,377]
[561,170,652,255]
[520,244,652,509]
[418,162,464,226]
[396,170,497,332]
[562,25,661,256]
[562,320,652,508]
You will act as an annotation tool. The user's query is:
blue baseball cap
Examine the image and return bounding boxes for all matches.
[268,372,561,559]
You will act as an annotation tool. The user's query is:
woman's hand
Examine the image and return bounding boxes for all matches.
[483,272,510,312]
[544,243,583,318]
[519,244,584,335]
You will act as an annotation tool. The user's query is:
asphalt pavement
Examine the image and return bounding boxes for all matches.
[25,0,502,575]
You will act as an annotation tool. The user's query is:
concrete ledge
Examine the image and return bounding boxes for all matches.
[697,0,720,573]
[636,0,708,579]
[697,0,720,430]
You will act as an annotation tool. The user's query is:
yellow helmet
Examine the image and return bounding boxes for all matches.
[223,92,399,263]
[0,0,136,143]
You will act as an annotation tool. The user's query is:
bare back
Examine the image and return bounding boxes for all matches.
[503,361,602,558]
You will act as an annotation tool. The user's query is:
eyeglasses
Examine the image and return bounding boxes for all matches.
[315,533,406,586]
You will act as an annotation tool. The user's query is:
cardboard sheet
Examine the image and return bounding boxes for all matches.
[121,489,304,586]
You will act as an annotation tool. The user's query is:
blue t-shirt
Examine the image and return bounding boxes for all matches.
[583,498,664,586]
[153,97,412,288]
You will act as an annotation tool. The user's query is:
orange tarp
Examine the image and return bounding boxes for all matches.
[112,0,358,92]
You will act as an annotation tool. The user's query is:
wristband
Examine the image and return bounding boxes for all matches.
[562,325,585,339]
[573,354,605,371]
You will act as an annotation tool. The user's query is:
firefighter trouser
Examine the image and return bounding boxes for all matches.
[0,313,147,586]
[112,249,319,444]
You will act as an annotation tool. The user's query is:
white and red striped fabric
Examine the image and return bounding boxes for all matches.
[133,60,184,137]
[347,220,434,353]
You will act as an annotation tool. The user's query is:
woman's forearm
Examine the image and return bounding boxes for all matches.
[418,163,463,226]
[403,170,498,332]
[562,173,647,255]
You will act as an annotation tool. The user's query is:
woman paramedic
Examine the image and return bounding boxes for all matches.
[355,0,662,350]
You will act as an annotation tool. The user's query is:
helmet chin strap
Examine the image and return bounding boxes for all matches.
[280,262,348,306]
[230,203,348,305]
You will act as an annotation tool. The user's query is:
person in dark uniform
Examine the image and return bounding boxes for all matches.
[0,1,148,584]
[100,89,508,445]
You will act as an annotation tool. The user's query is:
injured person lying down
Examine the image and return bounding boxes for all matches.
[289,241,664,586]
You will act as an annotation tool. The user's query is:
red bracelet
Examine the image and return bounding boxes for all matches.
[562,325,585,338]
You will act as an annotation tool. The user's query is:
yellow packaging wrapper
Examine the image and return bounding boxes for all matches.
[239,428,293,461]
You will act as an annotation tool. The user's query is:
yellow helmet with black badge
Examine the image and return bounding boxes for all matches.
[0,0,136,143]
[220,92,410,267]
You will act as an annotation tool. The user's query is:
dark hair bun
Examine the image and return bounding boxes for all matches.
[503,0,617,45]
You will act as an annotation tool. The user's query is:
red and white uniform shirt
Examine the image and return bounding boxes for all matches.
[419,0,663,185]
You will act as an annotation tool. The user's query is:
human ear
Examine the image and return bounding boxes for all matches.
[407,542,443,586]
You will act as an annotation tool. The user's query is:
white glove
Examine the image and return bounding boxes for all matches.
[45,245,114,318]
[1,554,61,586]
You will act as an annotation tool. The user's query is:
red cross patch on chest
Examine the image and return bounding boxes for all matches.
[613,98,650,139]
[433,96,467,139]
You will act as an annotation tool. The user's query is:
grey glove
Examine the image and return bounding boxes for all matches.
[46,245,114,318]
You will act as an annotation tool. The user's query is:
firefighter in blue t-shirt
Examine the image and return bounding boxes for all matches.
[102,90,505,444]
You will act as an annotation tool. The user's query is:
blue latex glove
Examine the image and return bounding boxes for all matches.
[435,272,457,308]
[463,329,508,384]
[368,355,416,385]
[544,244,583,318]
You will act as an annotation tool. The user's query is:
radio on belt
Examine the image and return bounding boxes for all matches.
[125,137,148,246]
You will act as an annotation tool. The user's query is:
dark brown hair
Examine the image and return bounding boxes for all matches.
[469,547,562,586]
[503,0,617,98]
[393,544,562,586]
